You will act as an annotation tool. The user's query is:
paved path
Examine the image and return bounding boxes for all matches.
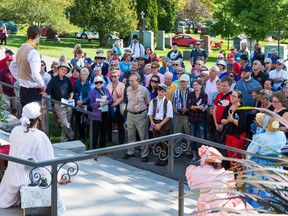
[0,144,197,216]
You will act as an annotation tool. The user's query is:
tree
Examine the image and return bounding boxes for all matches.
[135,0,158,34]
[178,0,211,31]
[69,0,138,46]
[208,0,240,49]
[157,0,178,32]
[228,0,288,41]
[0,0,75,33]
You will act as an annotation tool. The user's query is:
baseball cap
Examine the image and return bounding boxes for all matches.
[5,49,14,55]
[227,53,234,60]
[264,58,272,63]
[240,54,248,61]
[84,57,93,63]
[241,66,252,72]
[217,60,227,67]
[277,59,284,64]
[179,74,190,82]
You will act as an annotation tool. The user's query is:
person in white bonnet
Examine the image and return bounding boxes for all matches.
[0,102,57,208]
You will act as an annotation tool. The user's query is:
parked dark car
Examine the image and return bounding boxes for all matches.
[0,21,18,34]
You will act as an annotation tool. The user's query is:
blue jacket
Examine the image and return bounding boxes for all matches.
[88,87,114,121]
[73,79,91,105]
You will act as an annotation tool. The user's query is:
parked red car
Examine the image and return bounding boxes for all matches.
[172,34,202,48]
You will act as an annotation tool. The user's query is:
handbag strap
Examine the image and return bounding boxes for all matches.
[241,80,250,94]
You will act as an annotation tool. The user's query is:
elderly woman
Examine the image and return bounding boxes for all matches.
[89,76,114,149]
[90,66,110,89]
[119,53,131,74]
[73,68,91,141]
[145,61,164,87]
[144,63,151,76]
[106,70,125,144]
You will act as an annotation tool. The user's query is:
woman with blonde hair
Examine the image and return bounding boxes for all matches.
[0,24,8,49]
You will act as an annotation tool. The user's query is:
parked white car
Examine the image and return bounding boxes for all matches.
[76,31,119,40]
[76,31,99,40]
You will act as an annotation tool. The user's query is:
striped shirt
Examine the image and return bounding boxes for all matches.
[172,87,193,111]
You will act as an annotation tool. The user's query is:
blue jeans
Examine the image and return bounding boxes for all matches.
[189,121,207,156]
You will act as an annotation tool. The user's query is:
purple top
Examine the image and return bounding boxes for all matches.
[88,87,114,121]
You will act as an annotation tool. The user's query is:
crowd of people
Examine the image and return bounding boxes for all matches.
[1,26,288,167]
[0,25,286,213]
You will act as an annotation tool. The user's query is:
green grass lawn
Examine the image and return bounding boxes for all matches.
[7,33,278,73]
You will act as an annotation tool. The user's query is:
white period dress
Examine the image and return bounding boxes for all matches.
[0,125,54,207]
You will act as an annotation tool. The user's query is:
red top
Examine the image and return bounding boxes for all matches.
[70,76,80,87]
[214,92,232,124]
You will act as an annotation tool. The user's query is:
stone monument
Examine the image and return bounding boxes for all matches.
[156,31,165,50]
[139,11,146,45]
[200,35,211,53]
[143,31,154,51]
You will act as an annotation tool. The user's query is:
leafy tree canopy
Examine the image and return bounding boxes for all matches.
[0,0,75,33]
[69,0,138,46]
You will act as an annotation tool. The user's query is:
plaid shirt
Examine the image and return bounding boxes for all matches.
[187,90,208,123]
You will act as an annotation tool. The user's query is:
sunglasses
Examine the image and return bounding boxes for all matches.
[151,66,157,69]
[111,76,117,78]
[229,75,235,77]
[95,81,103,84]
[253,63,258,65]
[173,64,179,66]
[177,73,183,75]
[195,44,200,45]
[150,80,158,83]
[264,62,271,64]
[217,58,223,59]
[277,63,282,65]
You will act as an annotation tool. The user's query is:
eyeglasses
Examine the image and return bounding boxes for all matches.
[95,81,103,85]
[277,63,282,65]
[111,76,117,78]
[150,80,158,83]
[177,73,183,75]
[264,62,271,64]
[217,58,223,60]
[272,100,281,104]
[110,64,116,66]
[173,64,179,66]
[151,66,157,69]
[231,94,239,98]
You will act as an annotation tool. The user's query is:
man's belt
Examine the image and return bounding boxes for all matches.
[128,109,147,115]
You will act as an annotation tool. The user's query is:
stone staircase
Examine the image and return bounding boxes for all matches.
[0,136,197,216]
